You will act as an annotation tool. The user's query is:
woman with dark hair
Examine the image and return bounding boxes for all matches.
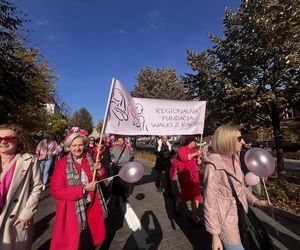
[170,135,202,227]
[50,127,107,250]
[0,123,43,250]
[87,136,97,160]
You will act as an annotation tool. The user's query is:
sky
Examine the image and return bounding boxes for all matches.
[12,0,241,124]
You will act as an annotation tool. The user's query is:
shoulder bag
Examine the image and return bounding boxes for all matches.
[226,173,274,250]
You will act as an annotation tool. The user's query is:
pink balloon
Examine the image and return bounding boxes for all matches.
[119,161,144,183]
[244,172,260,186]
[244,148,275,177]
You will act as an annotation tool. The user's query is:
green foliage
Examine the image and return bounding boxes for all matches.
[184,0,300,179]
[0,0,56,132]
[70,107,94,134]
[185,0,299,131]
[132,66,188,100]
[43,113,69,137]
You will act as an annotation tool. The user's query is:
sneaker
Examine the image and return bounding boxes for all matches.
[42,184,46,191]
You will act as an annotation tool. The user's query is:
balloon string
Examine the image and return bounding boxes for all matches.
[95,174,118,183]
[262,178,279,238]
[262,178,271,204]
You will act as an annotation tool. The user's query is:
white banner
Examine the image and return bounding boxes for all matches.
[104,79,206,135]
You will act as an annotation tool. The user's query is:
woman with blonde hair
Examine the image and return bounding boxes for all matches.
[0,123,43,250]
[204,124,271,250]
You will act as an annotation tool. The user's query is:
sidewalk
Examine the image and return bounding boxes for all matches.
[32,157,300,250]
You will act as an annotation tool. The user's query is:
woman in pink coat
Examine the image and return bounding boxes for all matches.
[203,125,271,250]
[170,135,202,227]
[50,127,107,250]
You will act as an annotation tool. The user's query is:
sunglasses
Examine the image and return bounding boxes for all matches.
[237,136,242,142]
[0,136,18,143]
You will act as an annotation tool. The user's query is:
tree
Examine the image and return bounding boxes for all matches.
[70,107,94,134]
[42,113,69,139]
[132,66,188,100]
[184,0,300,183]
[0,0,56,132]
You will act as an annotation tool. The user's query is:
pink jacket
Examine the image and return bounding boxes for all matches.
[203,153,258,244]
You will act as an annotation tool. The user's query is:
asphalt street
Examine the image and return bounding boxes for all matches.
[32,157,300,250]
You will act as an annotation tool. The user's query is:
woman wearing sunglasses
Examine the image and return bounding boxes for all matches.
[0,123,43,250]
[203,124,271,250]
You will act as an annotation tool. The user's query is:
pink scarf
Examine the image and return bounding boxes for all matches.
[0,154,18,212]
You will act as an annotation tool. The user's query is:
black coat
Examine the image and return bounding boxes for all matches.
[154,143,174,171]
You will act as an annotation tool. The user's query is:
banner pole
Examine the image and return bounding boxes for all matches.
[93,78,116,182]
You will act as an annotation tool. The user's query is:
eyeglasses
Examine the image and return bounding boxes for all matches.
[237,136,242,142]
[0,136,18,143]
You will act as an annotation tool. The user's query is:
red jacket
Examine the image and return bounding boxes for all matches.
[50,155,105,250]
[170,146,202,202]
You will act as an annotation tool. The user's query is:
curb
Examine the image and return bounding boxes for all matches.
[273,207,300,223]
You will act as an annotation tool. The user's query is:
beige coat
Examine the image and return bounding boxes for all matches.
[0,153,43,250]
[203,153,258,244]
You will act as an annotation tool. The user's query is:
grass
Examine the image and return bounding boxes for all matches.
[134,150,156,162]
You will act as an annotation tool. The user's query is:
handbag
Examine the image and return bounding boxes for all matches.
[226,174,274,250]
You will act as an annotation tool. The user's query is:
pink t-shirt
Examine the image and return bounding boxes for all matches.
[0,155,18,212]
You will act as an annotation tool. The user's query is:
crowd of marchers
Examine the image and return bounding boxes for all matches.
[0,123,273,250]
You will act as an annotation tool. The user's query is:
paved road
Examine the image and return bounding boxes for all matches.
[32,157,300,250]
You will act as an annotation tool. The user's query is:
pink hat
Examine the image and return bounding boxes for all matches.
[64,127,88,147]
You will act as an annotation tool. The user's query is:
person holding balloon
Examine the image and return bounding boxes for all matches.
[50,127,107,250]
[203,125,272,250]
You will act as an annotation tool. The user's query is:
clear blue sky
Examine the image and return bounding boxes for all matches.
[12,0,241,124]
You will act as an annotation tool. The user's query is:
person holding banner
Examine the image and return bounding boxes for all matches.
[170,135,202,227]
[203,125,271,250]
[110,135,134,206]
[154,135,174,197]
[50,127,107,250]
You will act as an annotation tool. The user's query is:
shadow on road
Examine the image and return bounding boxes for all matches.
[161,179,211,250]
[122,210,163,250]
[260,212,300,249]
[100,196,125,250]
[134,166,156,187]
[33,212,56,242]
